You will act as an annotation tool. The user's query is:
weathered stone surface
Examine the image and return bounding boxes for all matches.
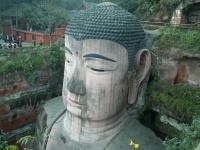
[173,63,189,84]
[35,97,65,150]
[155,48,200,85]
[0,109,37,132]
[0,103,10,115]
[4,123,35,143]
[0,45,64,144]
[36,97,164,150]
[171,1,200,25]
[170,4,183,26]
[36,70,51,86]
[146,29,200,86]
[0,79,28,96]
[0,69,63,142]
[1,86,49,109]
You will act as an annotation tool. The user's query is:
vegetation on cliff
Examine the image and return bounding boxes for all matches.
[0,48,45,75]
[135,0,184,21]
[155,27,200,53]
[142,80,200,149]
[145,80,200,122]
[0,40,65,85]
[164,116,200,150]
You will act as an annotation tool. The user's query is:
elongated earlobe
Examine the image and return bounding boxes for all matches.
[128,49,151,104]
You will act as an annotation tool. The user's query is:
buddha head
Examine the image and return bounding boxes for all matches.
[62,3,151,122]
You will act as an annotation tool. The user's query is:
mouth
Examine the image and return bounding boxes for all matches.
[67,97,85,108]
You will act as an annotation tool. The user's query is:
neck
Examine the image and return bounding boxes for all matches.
[63,109,128,143]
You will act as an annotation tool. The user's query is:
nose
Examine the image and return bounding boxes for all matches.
[67,64,86,95]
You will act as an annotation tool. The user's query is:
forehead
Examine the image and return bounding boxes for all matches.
[65,35,128,61]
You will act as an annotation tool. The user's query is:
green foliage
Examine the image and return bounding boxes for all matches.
[158,0,184,11]
[0,42,64,86]
[4,145,19,150]
[17,135,36,150]
[61,0,82,10]
[17,135,35,146]
[0,135,35,150]
[48,43,65,70]
[0,47,45,75]
[115,0,140,12]
[22,0,68,33]
[135,0,184,20]
[155,27,200,53]
[164,116,200,150]
[85,0,140,13]
[0,134,7,150]
[145,80,200,122]
[154,115,182,137]
[135,0,159,19]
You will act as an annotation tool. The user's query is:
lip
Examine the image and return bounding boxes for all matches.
[67,97,85,108]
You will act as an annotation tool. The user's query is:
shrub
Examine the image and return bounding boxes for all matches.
[145,80,200,122]
[48,43,65,71]
[4,145,19,150]
[163,116,200,150]
[0,42,64,85]
[0,134,7,150]
[17,135,36,150]
[155,27,200,53]
[0,48,45,75]
[135,0,184,20]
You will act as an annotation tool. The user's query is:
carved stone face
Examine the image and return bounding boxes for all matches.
[63,35,129,120]
[60,3,151,143]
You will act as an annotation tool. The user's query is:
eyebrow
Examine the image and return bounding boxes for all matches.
[83,54,116,62]
[65,47,72,54]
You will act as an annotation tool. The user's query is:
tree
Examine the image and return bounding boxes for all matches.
[85,0,140,13]
[22,0,67,33]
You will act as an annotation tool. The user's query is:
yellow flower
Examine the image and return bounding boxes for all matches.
[129,139,140,149]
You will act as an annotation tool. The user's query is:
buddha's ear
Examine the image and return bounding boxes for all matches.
[128,49,151,104]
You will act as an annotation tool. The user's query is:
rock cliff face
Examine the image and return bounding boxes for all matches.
[154,47,200,85]
[0,69,63,141]
[171,0,200,25]
[146,30,200,86]
[0,46,64,142]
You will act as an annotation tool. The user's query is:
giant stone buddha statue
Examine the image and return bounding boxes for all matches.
[36,2,164,150]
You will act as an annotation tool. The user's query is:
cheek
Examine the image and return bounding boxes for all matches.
[85,70,128,120]
[85,72,111,90]
[63,61,74,97]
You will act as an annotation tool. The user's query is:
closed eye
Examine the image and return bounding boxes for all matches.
[91,68,105,72]
[84,59,117,73]
[87,66,113,72]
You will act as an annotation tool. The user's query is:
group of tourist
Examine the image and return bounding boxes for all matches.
[0,35,22,49]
